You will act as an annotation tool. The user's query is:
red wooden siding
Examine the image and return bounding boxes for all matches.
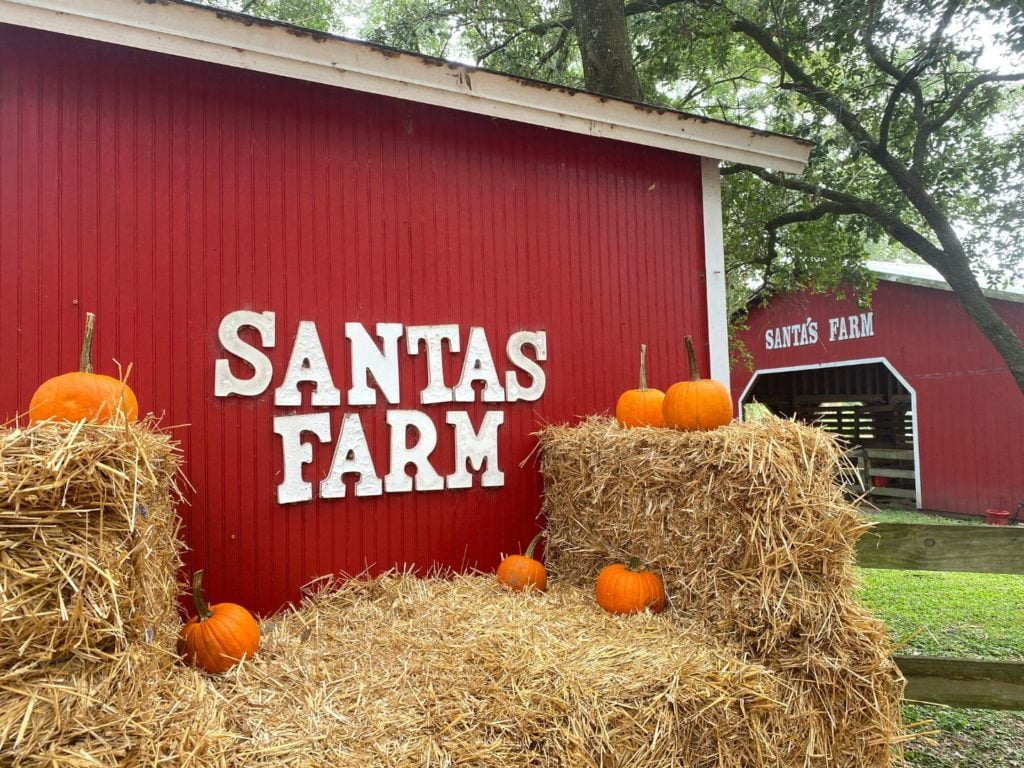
[734,281,1024,518]
[0,25,712,614]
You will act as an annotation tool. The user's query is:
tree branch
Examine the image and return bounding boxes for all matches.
[676,68,764,108]
[877,0,959,151]
[476,29,532,63]
[476,0,685,64]
[725,14,882,158]
[538,25,571,68]
[925,71,1024,133]
[924,0,962,61]
[912,71,1024,169]
[862,0,921,113]
[764,201,860,230]
[878,64,925,153]
[732,165,947,263]
[756,202,860,275]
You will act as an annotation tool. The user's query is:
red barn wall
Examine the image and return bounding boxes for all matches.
[0,25,713,614]
[734,281,1024,517]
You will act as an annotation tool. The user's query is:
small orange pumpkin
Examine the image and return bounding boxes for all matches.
[615,344,665,428]
[595,557,666,615]
[496,531,547,592]
[29,312,139,424]
[662,335,731,430]
[178,570,260,674]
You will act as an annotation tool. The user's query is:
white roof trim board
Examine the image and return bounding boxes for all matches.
[866,261,1024,305]
[0,0,812,173]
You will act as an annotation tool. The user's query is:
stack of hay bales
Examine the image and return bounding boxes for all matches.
[0,420,189,765]
[539,416,906,768]
[1,415,905,766]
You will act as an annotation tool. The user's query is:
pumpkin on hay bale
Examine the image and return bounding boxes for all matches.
[662,336,732,430]
[595,557,666,615]
[496,530,548,592]
[28,312,139,424]
[615,343,665,428]
[179,569,261,674]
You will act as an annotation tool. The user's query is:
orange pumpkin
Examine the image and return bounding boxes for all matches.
[595,558,666,615]
[178,570,260,674]
[662,336,731,430]
[29,312,139,424]
[615,344,665,428]
[496,531,547,592]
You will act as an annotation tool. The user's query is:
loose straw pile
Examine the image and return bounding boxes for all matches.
[539,416,907,767]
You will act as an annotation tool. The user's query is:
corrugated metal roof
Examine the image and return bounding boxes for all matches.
[0,0,813,173]
[866,260,1024,304]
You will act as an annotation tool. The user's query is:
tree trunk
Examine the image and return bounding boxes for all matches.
[923,252,1024,394]
[568,0,642,100]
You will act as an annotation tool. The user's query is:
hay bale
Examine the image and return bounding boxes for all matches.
[538,416,906,767]
[538,417,864,642]
[159,574,801,767]
[0,420,184,671]
[0,420,214,767]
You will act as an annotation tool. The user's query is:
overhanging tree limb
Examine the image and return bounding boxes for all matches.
[765,201,861,229]
[738,166,948,262]
[913,71,1024,168]
[460,0,1024,393]
[735,166,1024,391]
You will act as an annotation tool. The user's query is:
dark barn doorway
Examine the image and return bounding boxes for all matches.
[741,361,918,505]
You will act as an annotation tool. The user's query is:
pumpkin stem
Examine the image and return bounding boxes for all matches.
[684,335,699,382]
[191,570,214,621]
[79,312,96,374]
[523,531,545,560]
[638,344,648,391]
[627,556,643,572]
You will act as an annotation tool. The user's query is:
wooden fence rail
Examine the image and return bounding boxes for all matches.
[854,522,1024,710]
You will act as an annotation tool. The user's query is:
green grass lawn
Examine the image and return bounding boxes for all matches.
[857,507,1024,767]
[858,569,1024,659]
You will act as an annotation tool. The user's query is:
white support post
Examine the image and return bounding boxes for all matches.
[701,157,730,393]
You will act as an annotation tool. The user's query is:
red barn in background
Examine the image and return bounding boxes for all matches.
[734,262,1024,519]
[0,0,810,613]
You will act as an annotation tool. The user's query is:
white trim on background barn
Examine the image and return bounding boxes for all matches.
[865,261,1024,304]
[701,159,730,392]
[737,357,922,508]
[0,0,812,173]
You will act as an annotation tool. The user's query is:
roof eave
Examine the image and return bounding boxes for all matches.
[871,268,1024,305]
[0,0,812,173]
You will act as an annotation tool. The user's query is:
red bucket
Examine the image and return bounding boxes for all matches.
[985,509,1010,525]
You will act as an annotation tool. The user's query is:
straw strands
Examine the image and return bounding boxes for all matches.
[5,572,822,768]
[158,574,801,767]
[0,420,184,671]
[85,574,809,768]
[0,420,188,765]
[538,416,907,767]
[2,416,908,766]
